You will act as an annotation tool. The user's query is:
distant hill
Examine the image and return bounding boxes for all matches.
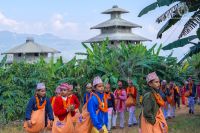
[0,31,85,61]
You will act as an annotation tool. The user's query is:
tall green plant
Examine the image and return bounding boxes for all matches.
[138,0,200,62]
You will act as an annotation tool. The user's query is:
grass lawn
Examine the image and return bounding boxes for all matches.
[0,105,200,133]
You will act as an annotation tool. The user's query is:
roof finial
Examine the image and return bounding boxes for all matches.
[26,37,34,43]
[113,5,118,8]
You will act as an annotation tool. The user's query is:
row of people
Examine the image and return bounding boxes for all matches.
[159,77,197,120]
[24,77,138,133]
[83,77,138,132]
[24,72,198,133]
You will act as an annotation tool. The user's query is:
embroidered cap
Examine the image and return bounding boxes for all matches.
[93,76,103,87]
[36,83,45,90]
[146,72,159,83]
[55,86,61,93]
[86,83,92,88]
[60,83,73,91]
[161,80,167,85]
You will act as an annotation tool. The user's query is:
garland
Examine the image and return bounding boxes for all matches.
[93,93,108,112]
[63,95,72,109]
[152,92,165,107]
[104,92,111,100]
[35,96,46,109]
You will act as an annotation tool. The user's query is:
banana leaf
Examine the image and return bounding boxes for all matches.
[179,10,200,38]
[138,2,158,17]
[138,0,178,17]
[162,35,198,50]
[179,43,200,63]
[157,14,182,38]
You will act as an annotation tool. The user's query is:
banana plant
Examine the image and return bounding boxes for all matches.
[138,0,200,62]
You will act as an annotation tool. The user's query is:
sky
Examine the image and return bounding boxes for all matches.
[0,0,197,60]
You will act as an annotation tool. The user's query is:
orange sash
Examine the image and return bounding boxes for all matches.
[152,93,165,107]
[24,97,46,133]
[93,93,108,112]
[185,84,193,97]
[52,112,75,133]
[126,96,136,107]
[168,89,175,106]
[126,87,137,107]
[24,108,45,133]
[51,96,56,107]
[74,103,93,133]
[104,92,111,100]
[140,108,168,133]
[126,86,135,96]
[35,96,46,109]
[52,96,76,133]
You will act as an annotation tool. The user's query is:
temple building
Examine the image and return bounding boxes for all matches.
[83,5,151,45]
[2,38,60,63]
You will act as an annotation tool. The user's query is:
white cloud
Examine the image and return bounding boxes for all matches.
[0,12,80,39]
[51,13,78,33]
[0,12,19,29]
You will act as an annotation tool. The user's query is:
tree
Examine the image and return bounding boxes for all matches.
[0,41,183,123]
[138,0,200,62]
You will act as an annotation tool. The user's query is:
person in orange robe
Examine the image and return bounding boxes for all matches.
[139,72,168,133]
[126,79,138,127]
[50,86,61,107]
[180,82,187,105]
[167,82,176,118]
[52,83,80,133]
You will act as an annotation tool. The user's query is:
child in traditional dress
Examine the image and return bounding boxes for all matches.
[104,83,116,132]
[113,81,127,129]
[52,83,80,133]
[174,84,180,109]
[126,79,138,127]
[167,82,176,118]
[50,86,61,107]
[183,81,189,106]
[180,82,186,105]
[139,72,168,133]
[186,77,196,114]
[24,83,54,133]
[83,83,93,105]
[159,80,169,119]
[87,76,108,133]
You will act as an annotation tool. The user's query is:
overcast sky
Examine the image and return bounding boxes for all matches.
[0,0,197,60]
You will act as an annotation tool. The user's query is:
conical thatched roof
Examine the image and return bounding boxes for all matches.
[2,38,60,54]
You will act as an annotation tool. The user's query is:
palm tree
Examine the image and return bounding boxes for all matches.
[138,0,200,62]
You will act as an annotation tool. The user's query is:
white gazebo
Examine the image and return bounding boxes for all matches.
[83,5,151,45]
[1,38,60,63]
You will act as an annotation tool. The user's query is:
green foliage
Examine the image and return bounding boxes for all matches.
[162,35,198,50]
[157,14,182,38]
[139,0,200,62]
[138,0,178,17]
[178,52,200,83]
[0,41,194,123]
